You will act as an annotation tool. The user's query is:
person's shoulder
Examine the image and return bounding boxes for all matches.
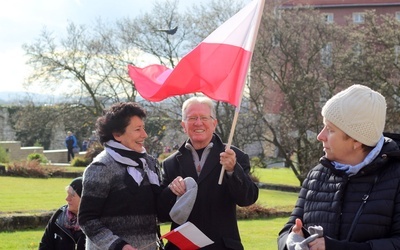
[230,144,245,153]
[50,205,67,222]
[163,150,180,162]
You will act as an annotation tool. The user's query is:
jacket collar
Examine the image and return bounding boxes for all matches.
[176,133,224,182]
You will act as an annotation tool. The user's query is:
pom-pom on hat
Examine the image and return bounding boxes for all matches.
[321,84,386,147]
[69,177,83,197]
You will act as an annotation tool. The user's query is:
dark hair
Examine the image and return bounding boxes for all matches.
[96,102,146,144]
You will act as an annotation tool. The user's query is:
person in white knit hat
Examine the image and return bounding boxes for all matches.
[278,84,400,250]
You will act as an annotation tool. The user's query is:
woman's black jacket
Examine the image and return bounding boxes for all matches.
[39,205,86,250]
[278,137,400,250]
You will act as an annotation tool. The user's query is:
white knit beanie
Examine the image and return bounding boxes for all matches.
[321,84,386,147]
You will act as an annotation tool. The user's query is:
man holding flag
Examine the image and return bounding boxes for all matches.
[158,96,259,249]
[128,0,264,247]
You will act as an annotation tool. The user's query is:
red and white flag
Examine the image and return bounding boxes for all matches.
[160,222,214,250]
[128,0,265,106]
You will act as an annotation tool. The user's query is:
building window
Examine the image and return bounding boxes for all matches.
[395,45,400,65]
[353,12,365,23]
[324,13,334,23]
[396,12,400,22]
[321,43,332,67]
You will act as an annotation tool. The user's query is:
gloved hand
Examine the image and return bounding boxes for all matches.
[286,225,323,250]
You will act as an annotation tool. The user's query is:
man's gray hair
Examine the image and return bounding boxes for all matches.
[182,96,216,121]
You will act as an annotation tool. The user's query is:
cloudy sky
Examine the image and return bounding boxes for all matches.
[0,0,209,93]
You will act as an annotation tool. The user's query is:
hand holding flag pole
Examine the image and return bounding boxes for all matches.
[128,0,266,185]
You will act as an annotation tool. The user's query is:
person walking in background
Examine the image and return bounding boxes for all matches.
[39,177,86,250]
[158,96,259,249]
[278,84,400,250]
[78,102,162,250]
[65,131,78,162]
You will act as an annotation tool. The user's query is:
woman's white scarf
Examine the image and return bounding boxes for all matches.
[105,140,160,186]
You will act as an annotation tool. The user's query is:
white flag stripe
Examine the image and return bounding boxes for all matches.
[174,222,214,247]
[203,0,263,50]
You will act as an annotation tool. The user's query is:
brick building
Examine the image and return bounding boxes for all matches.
[281,0,400,23]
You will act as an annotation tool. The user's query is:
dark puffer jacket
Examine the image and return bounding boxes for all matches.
[278,137,400,250]
[39,205,86,250]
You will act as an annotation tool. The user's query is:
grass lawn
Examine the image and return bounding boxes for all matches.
[0,176,70,213]
[0,217,288,249]
[0,175,298,213]
[0,167,299,249]
[253,167,301,186]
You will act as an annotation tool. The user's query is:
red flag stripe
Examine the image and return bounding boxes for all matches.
[128,43,251,106]
[161,231,200,250]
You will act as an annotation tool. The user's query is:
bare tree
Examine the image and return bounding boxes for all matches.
[251,5,353,184]
[250,3,400,184]
[336,11,400,132]
[21,0,249,154]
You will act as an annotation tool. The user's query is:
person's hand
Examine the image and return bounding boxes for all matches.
[292,218,304,238]
[308,237,325,250]
[220,148,236,172]
[122,244,137,250]
[169,176,186,196]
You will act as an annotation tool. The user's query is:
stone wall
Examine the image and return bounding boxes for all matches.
[0,141,85,163]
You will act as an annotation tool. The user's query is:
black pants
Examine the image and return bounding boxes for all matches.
[67,147,75,162]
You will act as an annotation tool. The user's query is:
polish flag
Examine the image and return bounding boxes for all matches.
[128,0,265,107]
[160,222,214,250]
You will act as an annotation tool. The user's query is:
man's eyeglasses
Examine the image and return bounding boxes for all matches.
[185,116,214,123]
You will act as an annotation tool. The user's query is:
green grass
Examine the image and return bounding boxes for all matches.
[0,168,298,249]
[0,176,298,213]
[0,218,288,250]
[258,188,298,210]
[0,177,71,213]
[253,167,301,186]
[0,229,43,250]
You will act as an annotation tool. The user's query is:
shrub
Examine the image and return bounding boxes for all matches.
[237,203,280,219]
[71,156,91,167]
[27,153,48,164]
[6,160,62,178]
[0,146,10,163]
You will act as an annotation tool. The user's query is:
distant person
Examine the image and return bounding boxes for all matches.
[39,177,86,250]
[158,96,259,249]
[79,102,163,250]
[278,85,400,250]
[65,131,78,162]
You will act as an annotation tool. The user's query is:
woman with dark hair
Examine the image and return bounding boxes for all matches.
[79,102,162,250]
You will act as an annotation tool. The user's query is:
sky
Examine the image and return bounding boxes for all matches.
[0,0,208,94]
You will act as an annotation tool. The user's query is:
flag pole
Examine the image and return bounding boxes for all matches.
[218,0,265,185]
